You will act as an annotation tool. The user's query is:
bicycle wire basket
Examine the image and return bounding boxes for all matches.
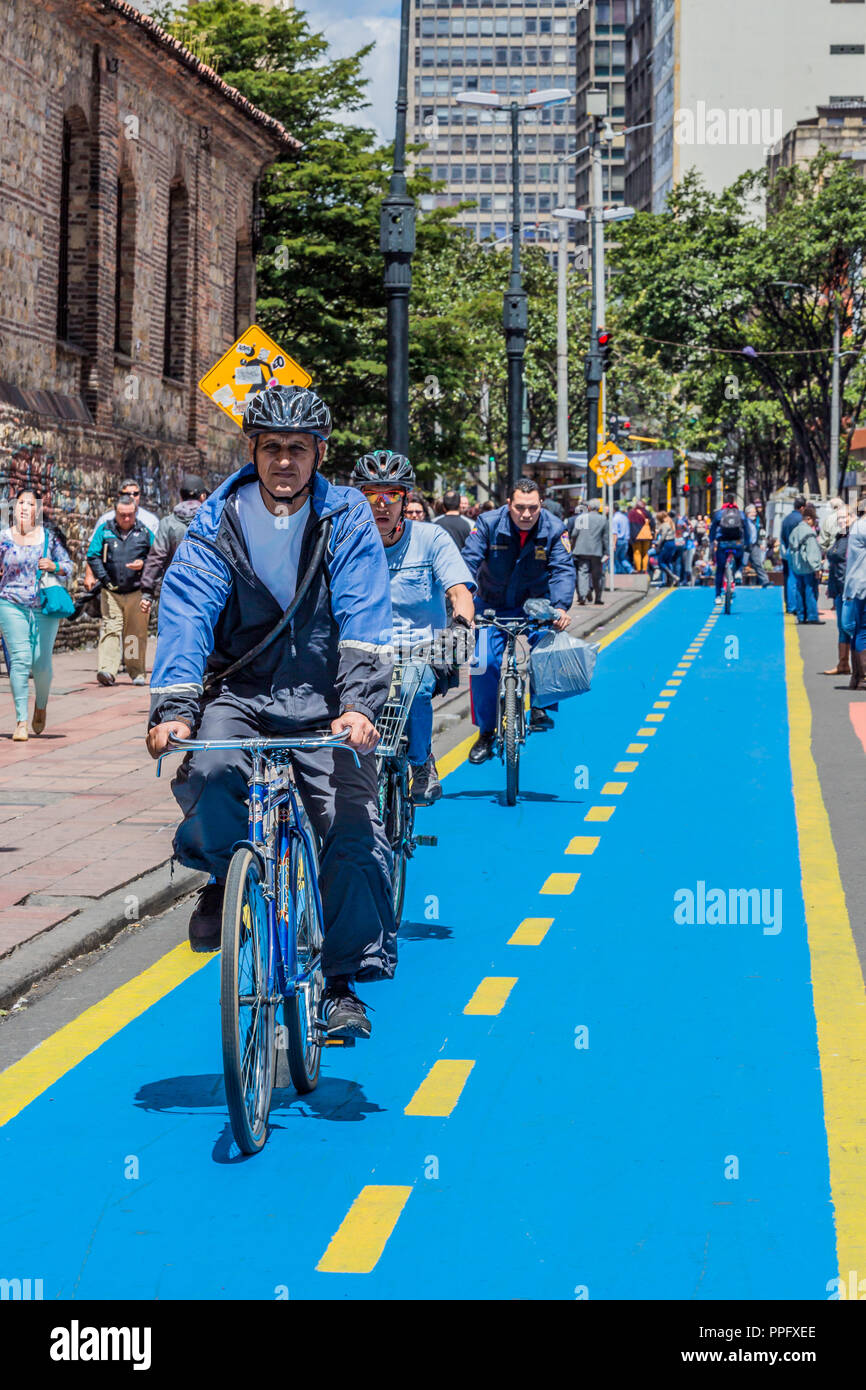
[376,661,424,757]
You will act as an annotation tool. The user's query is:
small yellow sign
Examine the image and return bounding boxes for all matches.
[589,440,632,486]
[199,324,312,430]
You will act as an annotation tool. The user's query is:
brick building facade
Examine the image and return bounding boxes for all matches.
[0,0,296,642]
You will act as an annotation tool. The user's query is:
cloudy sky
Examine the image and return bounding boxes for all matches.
[302,0,401,143]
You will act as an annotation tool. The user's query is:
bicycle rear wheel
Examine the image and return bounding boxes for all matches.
[282,828,324,1094]
[386,766,412,926]
[724,558,733,614]
[504,673,520,806]
[221,848,274,1154]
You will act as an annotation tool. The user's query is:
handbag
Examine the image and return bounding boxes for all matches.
[39,528,76,618]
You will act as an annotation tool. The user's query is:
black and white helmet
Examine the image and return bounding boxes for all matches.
[242,385,332,440]
[350,450,415,490]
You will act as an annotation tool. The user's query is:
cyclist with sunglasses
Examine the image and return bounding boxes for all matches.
[351,451,475,805]
[462,476,575,764]
[146,386,396,1041]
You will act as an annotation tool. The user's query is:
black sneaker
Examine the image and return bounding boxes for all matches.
[468,731,496,764]
[321,977,371,1040]
[188,881,224,952]
[411,755,442,806]
[529,707,554,732]
[96,670,115,686]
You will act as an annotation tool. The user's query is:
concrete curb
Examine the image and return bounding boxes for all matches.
[0,862,207,1010]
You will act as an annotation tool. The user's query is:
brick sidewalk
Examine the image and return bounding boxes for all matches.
[0,637,172,958]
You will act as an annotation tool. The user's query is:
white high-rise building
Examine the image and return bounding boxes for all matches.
[407,0,582,252]
[638,0,866,211]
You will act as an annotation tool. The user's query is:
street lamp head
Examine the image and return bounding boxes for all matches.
[553,206,587,221]
[602,206,636,222]
[454,90,502,108]
[519,87,573,109]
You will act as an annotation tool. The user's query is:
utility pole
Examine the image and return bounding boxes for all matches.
[380,0,415,454]
[584,90,607,502]
[556,161,569,472]
[830,297,841,498]
[504,100,528,499]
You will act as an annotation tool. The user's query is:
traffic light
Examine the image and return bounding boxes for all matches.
[683,482,690,494]
[597,328,613,372]
[706,473,713,487]
[608,414,631,445]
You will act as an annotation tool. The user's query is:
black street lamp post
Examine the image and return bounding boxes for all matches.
[381,0,415,455]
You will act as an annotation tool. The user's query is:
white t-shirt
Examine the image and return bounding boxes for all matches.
[234,482,310,611]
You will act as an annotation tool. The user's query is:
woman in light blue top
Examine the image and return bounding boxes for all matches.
[0,489,73,740]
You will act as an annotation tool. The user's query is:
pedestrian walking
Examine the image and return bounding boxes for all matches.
[780,496,805,614]
[654,511,678,585]
[628,498,653,572]
[139,474,208,613]
[612,505,634,573]
[572,498,607,604]
[0,488,72,740]
[744,504,770,588]
[87,495,154,686]
[434,490,472,550]
[842,497,866,690]
[787,503,824,624]
[823,506,852,675]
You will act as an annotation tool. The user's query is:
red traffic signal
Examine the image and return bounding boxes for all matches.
[597,328,613,371]
[683,483,690,493]
[706,474,713,486]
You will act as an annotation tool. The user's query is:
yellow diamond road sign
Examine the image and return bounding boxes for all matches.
[199,324,312,429]
[589,440,632,485]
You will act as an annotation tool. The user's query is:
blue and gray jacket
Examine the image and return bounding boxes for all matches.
[462,504,576,613]
[148,465,394,735]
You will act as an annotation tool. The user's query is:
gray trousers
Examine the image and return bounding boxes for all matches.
[171,693,396,982]
[747,543,770,587]
[575,554,603,602]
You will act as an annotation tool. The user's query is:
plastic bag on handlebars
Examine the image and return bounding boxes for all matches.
[529,629,599,707]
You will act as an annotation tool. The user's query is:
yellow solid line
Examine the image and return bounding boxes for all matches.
[316,1185,412,1274]
[626,742,647,754]
[785,623,866,1277]
[509,917,554,945]
[565,835,600,854]
[437,731,476,782]
[614,761,638,773]
[600,781,627,795]
[405,1059,475,1117]
[540,872,580,894]
[0,944,212,1129]
[464,976,518,1015]
[585,806,614,822]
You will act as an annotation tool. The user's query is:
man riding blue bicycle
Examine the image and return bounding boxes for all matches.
[351,450,476,805]
[710,492,747,603]
[145,384,395,1041]
[462,476,575,764]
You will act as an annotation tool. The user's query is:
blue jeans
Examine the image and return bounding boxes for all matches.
[785,563,800,616]
[794,572,819,622]
[404,663,437,766]
[842,596,866,653]
[614,538,633,573]
[0,598,62,722]
[835,594,854,645]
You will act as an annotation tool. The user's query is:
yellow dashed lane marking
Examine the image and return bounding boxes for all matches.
[464,976,518,1015]
[316,1186,413,1274]
[614,761,638,773]
[627,742,647,754]
[653,701,670,709]
[601,781,627,795]
[540,872,581,894]
[509,917,554,945]
[645,713,665,723]
[565,836,600,854]
[404,1059,475,1117]
[585,805,615,822]
[637,727,656,737]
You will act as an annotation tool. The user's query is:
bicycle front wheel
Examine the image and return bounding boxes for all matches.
[388,766,412,926]
[283,829,324,1094]
[221,848,275,1154]
[504,673,520,806]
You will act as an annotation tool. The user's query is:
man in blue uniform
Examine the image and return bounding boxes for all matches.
[462,477,575,764]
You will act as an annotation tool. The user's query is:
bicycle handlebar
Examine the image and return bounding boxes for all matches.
[474,613,557,639]
[156,728,360,777]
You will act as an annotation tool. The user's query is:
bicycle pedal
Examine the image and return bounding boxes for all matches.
[414,834,438,846]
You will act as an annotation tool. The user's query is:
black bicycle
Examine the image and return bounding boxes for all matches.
[376,659,437,926]
[473,600,558,806]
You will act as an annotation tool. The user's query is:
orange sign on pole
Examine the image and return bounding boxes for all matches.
[199,324,312,429]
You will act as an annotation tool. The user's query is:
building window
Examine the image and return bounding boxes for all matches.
[57,111,93,347]
[234,237,255,341]
[163,184,189,381]
[114,173,136,356]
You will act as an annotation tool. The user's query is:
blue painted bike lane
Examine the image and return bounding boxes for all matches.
[0,588,837,1299]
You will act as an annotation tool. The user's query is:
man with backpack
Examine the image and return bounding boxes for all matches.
[786,503,825,625]
[709,493,747,602]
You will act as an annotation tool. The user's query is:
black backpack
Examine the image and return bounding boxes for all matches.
[718,507,743,543]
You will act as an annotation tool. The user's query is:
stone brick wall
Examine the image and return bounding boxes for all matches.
[0,0,295,645]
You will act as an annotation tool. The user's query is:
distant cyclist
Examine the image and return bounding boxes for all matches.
[352,450,475,805]
[710,493,747,603]
[145,385,395,1042]
[462,476,575,764]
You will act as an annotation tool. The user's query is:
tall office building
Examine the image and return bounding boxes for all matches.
[408,0,582,253]
[624,0,866,212]
[573,0,627,216]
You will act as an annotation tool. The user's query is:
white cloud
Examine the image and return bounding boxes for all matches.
[303,1,400,144]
